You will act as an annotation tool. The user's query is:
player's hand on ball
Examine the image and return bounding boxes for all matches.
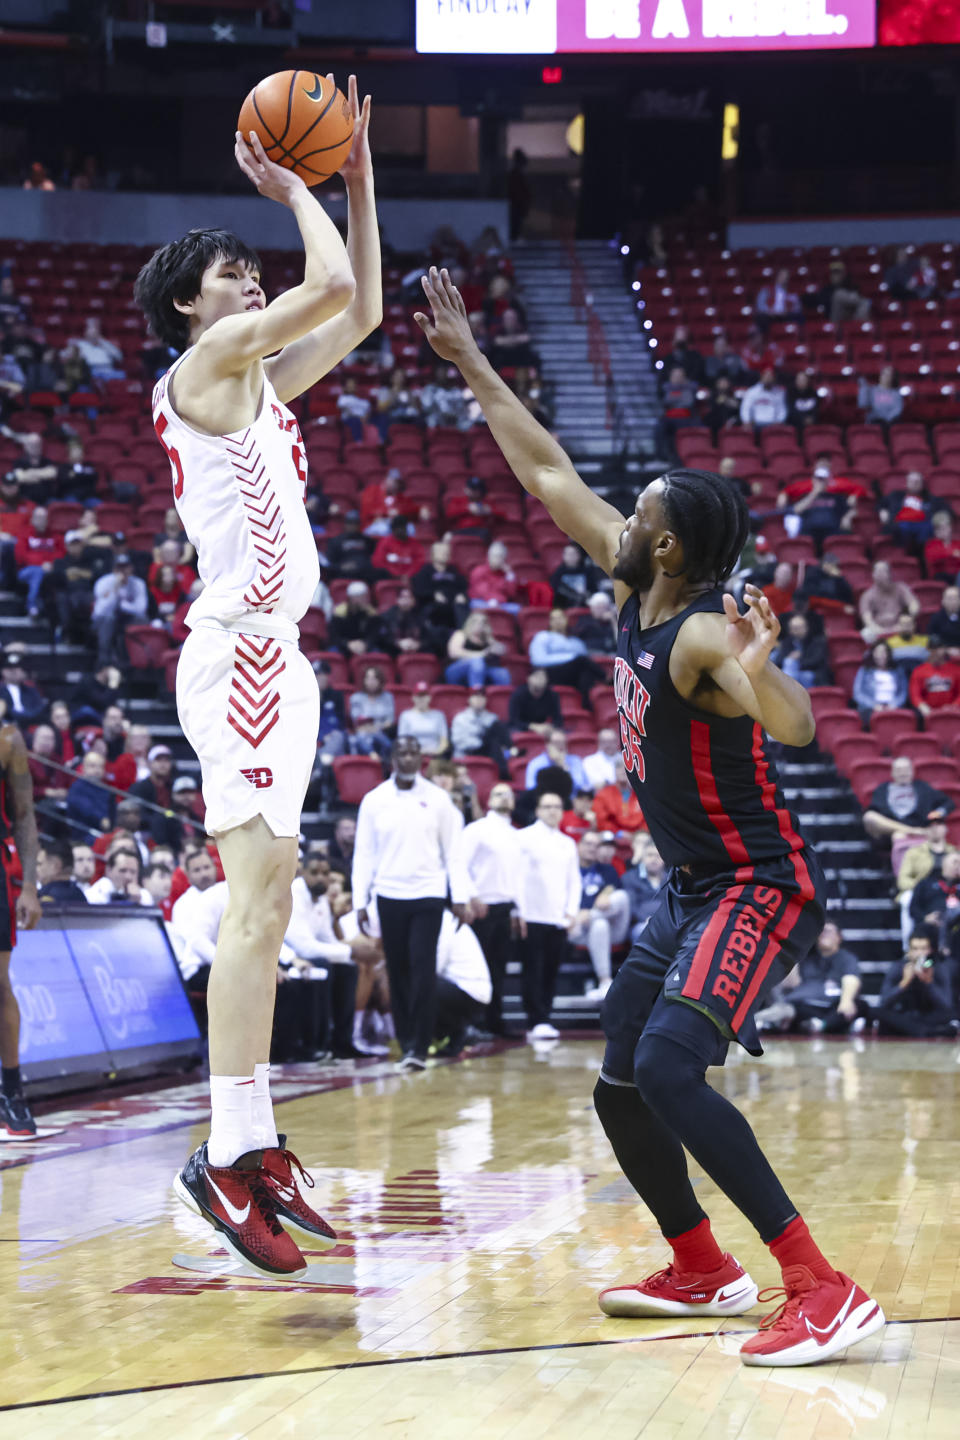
[414,267,477,365]
[234,129,308,206]
[722,585,780,676]
[337,74,372,183]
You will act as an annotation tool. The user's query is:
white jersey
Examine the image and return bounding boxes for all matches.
[151,352,320,641]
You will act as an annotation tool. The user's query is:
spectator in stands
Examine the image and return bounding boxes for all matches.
[924,512,960,582]
[5,433,58,502]
[661,325,704,383]
[15,504,63,616]
[561,787,596,844]
[0,474,31,588]
[813,259,870,324]
[371,515,424,581]
[91,553,148,667]
[886,611,929,670]
[779,921,864,1034]
[75,506,117,560]
[875,928,958,1038]
[398,682,449,756]
[0,274,28,327]
[528,608,604,704]
[326,816,356,878]
[508,667,561,736]
[878,470,936,550]
[148,539,195,597]
[148,562,187,623]
[756,268,802,322]
[575,590,618,654]
[141,858,174,916]
[37,837,88,905]
[884,246,917,300]
[582,728,620,793]
[68,316,124,381]
[909,849,960,930]
[151,507,194,567]
[336,376,371,441]
[418,363,471,430]
[360,467,422,536]
[27,723,69,801]
[328,579,388,657]
[550,543,599,608]
[763,562,797,617]
[594,759,647,837]
[0,350,25,413]
[703,375,741,440]
[66,749,113,835]
[794,551,856,615]
[412,540,468,633]
[450,686,510,773]
[771,613,830,689]
[859,560,920,644]
[853,641,909,722]
[787,371,820,434]
[704,335,747,385]
[782,458,863,551]
[0,649,45,727]
[445,475,503,538]
[622,835,666,940]
[740,368,787,431]
[374,368,422,441]
[57,438,98,505]
[58,342,93,399]
[740,323,782,378]
[381,583,430,655]
[446,611,511,686]
[48,699,77,764]
[569,830,631,1001]
[657,367,699,456]
[325,509,373,582]
[424,756,480,824]
[512,367,553,427]
[130,742,174,819]
[908,640,960,717]
[898,818,954,897]
[928,585,960,655]
[469,540,518,611]
[490,308,539,372]
[93,798,152,870]
[858,366,903,428]
[525,729,588,793]
[345,669,392,765]
[863,756,953,872]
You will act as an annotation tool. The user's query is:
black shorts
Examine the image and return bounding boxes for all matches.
[0,849,14,953]
[600,848,826,1081]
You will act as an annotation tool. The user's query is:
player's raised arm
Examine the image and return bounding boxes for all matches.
[265,76,383,403]
[192,131,356,376]
[414,267,625,576]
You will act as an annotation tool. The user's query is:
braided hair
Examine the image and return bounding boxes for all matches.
[659,468,750,588]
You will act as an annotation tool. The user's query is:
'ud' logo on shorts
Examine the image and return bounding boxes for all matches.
[240,767,274,789]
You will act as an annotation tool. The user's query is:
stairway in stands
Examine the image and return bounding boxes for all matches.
[511,240,660,461]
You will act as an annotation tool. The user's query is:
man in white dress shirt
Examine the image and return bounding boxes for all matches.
[582,728,620,794]
[516,791,582,1040]
[449,781,522,1036]
[353,735,466,1070]
[85,847,155,907]
[169,848,227,987]
[434,908,492,1055]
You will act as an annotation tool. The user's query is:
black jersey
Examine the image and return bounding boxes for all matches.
[615,589,810,871]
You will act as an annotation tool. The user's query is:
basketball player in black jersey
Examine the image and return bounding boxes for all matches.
[0,721,41,1137]
[414,268,884,1368]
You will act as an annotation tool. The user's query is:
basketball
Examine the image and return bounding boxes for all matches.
[237,70,354,187]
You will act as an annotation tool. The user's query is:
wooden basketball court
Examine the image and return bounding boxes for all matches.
[1,1035,957,1439]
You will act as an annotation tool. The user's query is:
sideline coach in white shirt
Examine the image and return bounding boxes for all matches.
[516,791,582,1038]
[449,781,522,1035]
[353,735,466,1070]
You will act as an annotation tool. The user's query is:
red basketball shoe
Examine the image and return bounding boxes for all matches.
[260,1136,337,1249]
[739,1265,885,1367]
[599,1253,759,1318]
[174,1143,307,1278]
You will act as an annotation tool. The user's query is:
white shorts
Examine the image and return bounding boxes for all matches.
[176,624,319,839]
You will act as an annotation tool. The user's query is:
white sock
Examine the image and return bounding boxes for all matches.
[252,1062,279,1151]
[207,1074,256,1167]
[352,1011,364,1043]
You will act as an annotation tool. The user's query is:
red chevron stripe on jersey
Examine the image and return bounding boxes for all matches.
[224,429,288,614]
[228,638,286,750]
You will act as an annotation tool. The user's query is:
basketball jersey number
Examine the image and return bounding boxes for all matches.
[155,413,185,500]
[292,441,307,498]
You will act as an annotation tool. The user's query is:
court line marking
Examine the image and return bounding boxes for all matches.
[1,1318,955,1413]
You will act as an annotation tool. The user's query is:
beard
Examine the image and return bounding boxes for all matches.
[612,533,655,592]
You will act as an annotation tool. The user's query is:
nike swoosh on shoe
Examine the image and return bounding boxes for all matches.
[206,1175,252,1226]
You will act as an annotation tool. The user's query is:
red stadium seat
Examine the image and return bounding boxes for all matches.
[298,611,327,647]
[869,709,918,752]
[923,711,959,754]
[459,757,499,806]
[832,734,882,775]
[348,652,395,687]
[333,756,383,804]
[124,626,174,672]
[395,652,441,687]
[428,685,469,727]
[310,651,349,687]
[847,759,890,806]
[913,757,960,789]
[893,733,944,763]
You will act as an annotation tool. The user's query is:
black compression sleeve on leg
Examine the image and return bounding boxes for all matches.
[593,1076,708,1239]
[633,1031,798,1244]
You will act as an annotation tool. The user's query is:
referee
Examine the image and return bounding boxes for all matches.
[353,736,465,1071]
[449,781,522,1037]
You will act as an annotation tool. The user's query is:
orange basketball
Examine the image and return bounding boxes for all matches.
[238,70,354,187]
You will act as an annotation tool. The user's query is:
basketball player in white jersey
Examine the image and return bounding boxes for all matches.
[134,77,380,1277]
